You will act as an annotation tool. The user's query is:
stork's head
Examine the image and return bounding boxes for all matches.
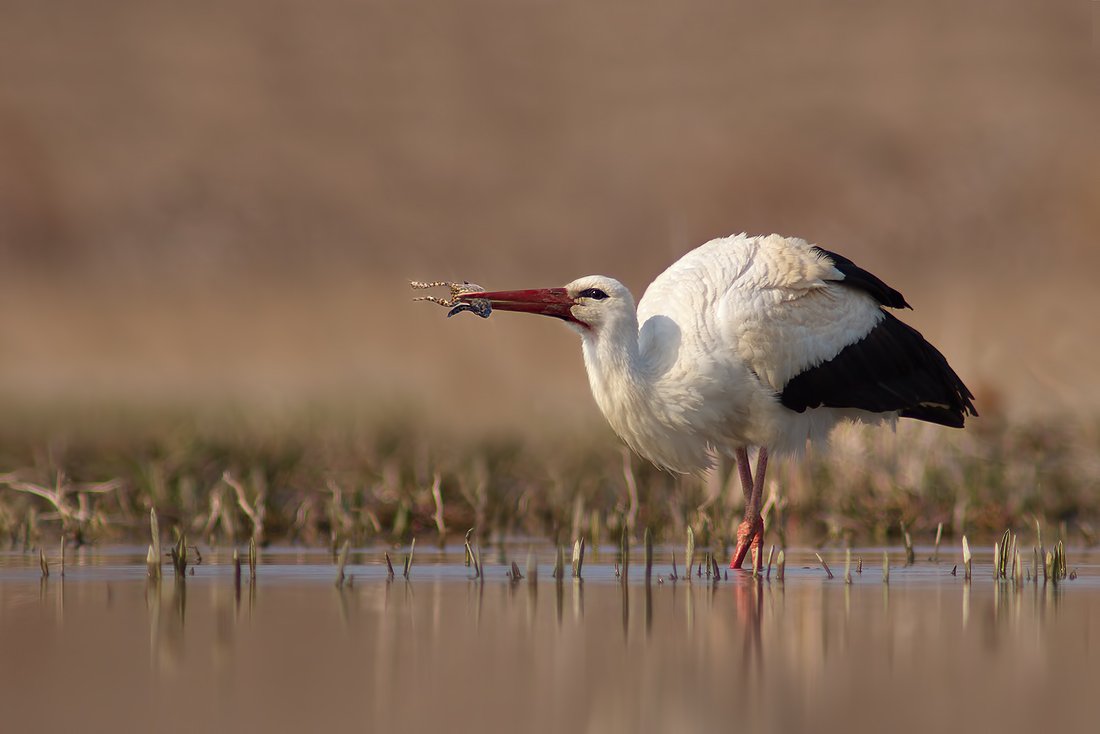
[458,275,635,335]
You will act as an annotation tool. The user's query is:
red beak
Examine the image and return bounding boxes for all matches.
[459,287,577,321]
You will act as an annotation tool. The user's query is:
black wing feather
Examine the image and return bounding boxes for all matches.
[780,311,978,428]
[813,247,912,309]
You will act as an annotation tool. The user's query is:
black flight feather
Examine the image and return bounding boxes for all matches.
[780,311,978,427]
[813,247,912,309]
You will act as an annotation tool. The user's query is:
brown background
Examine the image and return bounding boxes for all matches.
[1,1,1097,432]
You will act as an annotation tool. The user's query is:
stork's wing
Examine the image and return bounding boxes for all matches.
[638,234,976,426]
[779,310,977,426]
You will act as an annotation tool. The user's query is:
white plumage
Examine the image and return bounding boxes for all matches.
[454,232,976,568]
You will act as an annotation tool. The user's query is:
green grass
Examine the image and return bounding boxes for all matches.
[0,404,1097,550]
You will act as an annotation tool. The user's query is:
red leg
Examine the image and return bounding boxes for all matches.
[734,447,753,502]
[730,516,763,569]
[730,447,769,569]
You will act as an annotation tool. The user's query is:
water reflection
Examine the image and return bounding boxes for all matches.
[621,580,629,640]
[1,551,1098,733]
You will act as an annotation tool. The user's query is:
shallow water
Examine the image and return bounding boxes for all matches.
[2,545,1099,734]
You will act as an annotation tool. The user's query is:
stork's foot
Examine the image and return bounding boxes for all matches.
[729,517,764,570]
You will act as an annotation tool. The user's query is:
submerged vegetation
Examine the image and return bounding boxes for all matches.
[0,403,1097,552]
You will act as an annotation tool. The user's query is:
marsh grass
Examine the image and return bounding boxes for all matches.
[684,527,695,581]
[901,521,915,566]
[334,539,350,588]
[148,508,162,579]
[0,409,1098,551]
[402,538,415,579]
[169,534,188,577]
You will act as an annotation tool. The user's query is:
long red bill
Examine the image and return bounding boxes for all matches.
[458,287,576,320]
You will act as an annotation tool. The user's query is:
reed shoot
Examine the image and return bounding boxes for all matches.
[685,527,695,581]
[402,538,416,579]
[335,539,350,588]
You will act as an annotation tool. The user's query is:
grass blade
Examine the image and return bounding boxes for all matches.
[149,508,161,579]
[233,549,242,594]
[335,539,350,588]
[146,545,158,578]
[403,538,416,579]
[685,527,695,581]
[170,534,188,577]
[901,521,914,566]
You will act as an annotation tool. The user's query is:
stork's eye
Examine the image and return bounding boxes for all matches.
[579,288,609,300]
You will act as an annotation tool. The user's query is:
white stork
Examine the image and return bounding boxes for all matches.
[454,233,977,569]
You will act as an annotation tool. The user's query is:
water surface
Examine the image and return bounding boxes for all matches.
[2,545,1098,733]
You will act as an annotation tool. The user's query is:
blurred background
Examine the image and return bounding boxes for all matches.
[0,0,1097,434]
